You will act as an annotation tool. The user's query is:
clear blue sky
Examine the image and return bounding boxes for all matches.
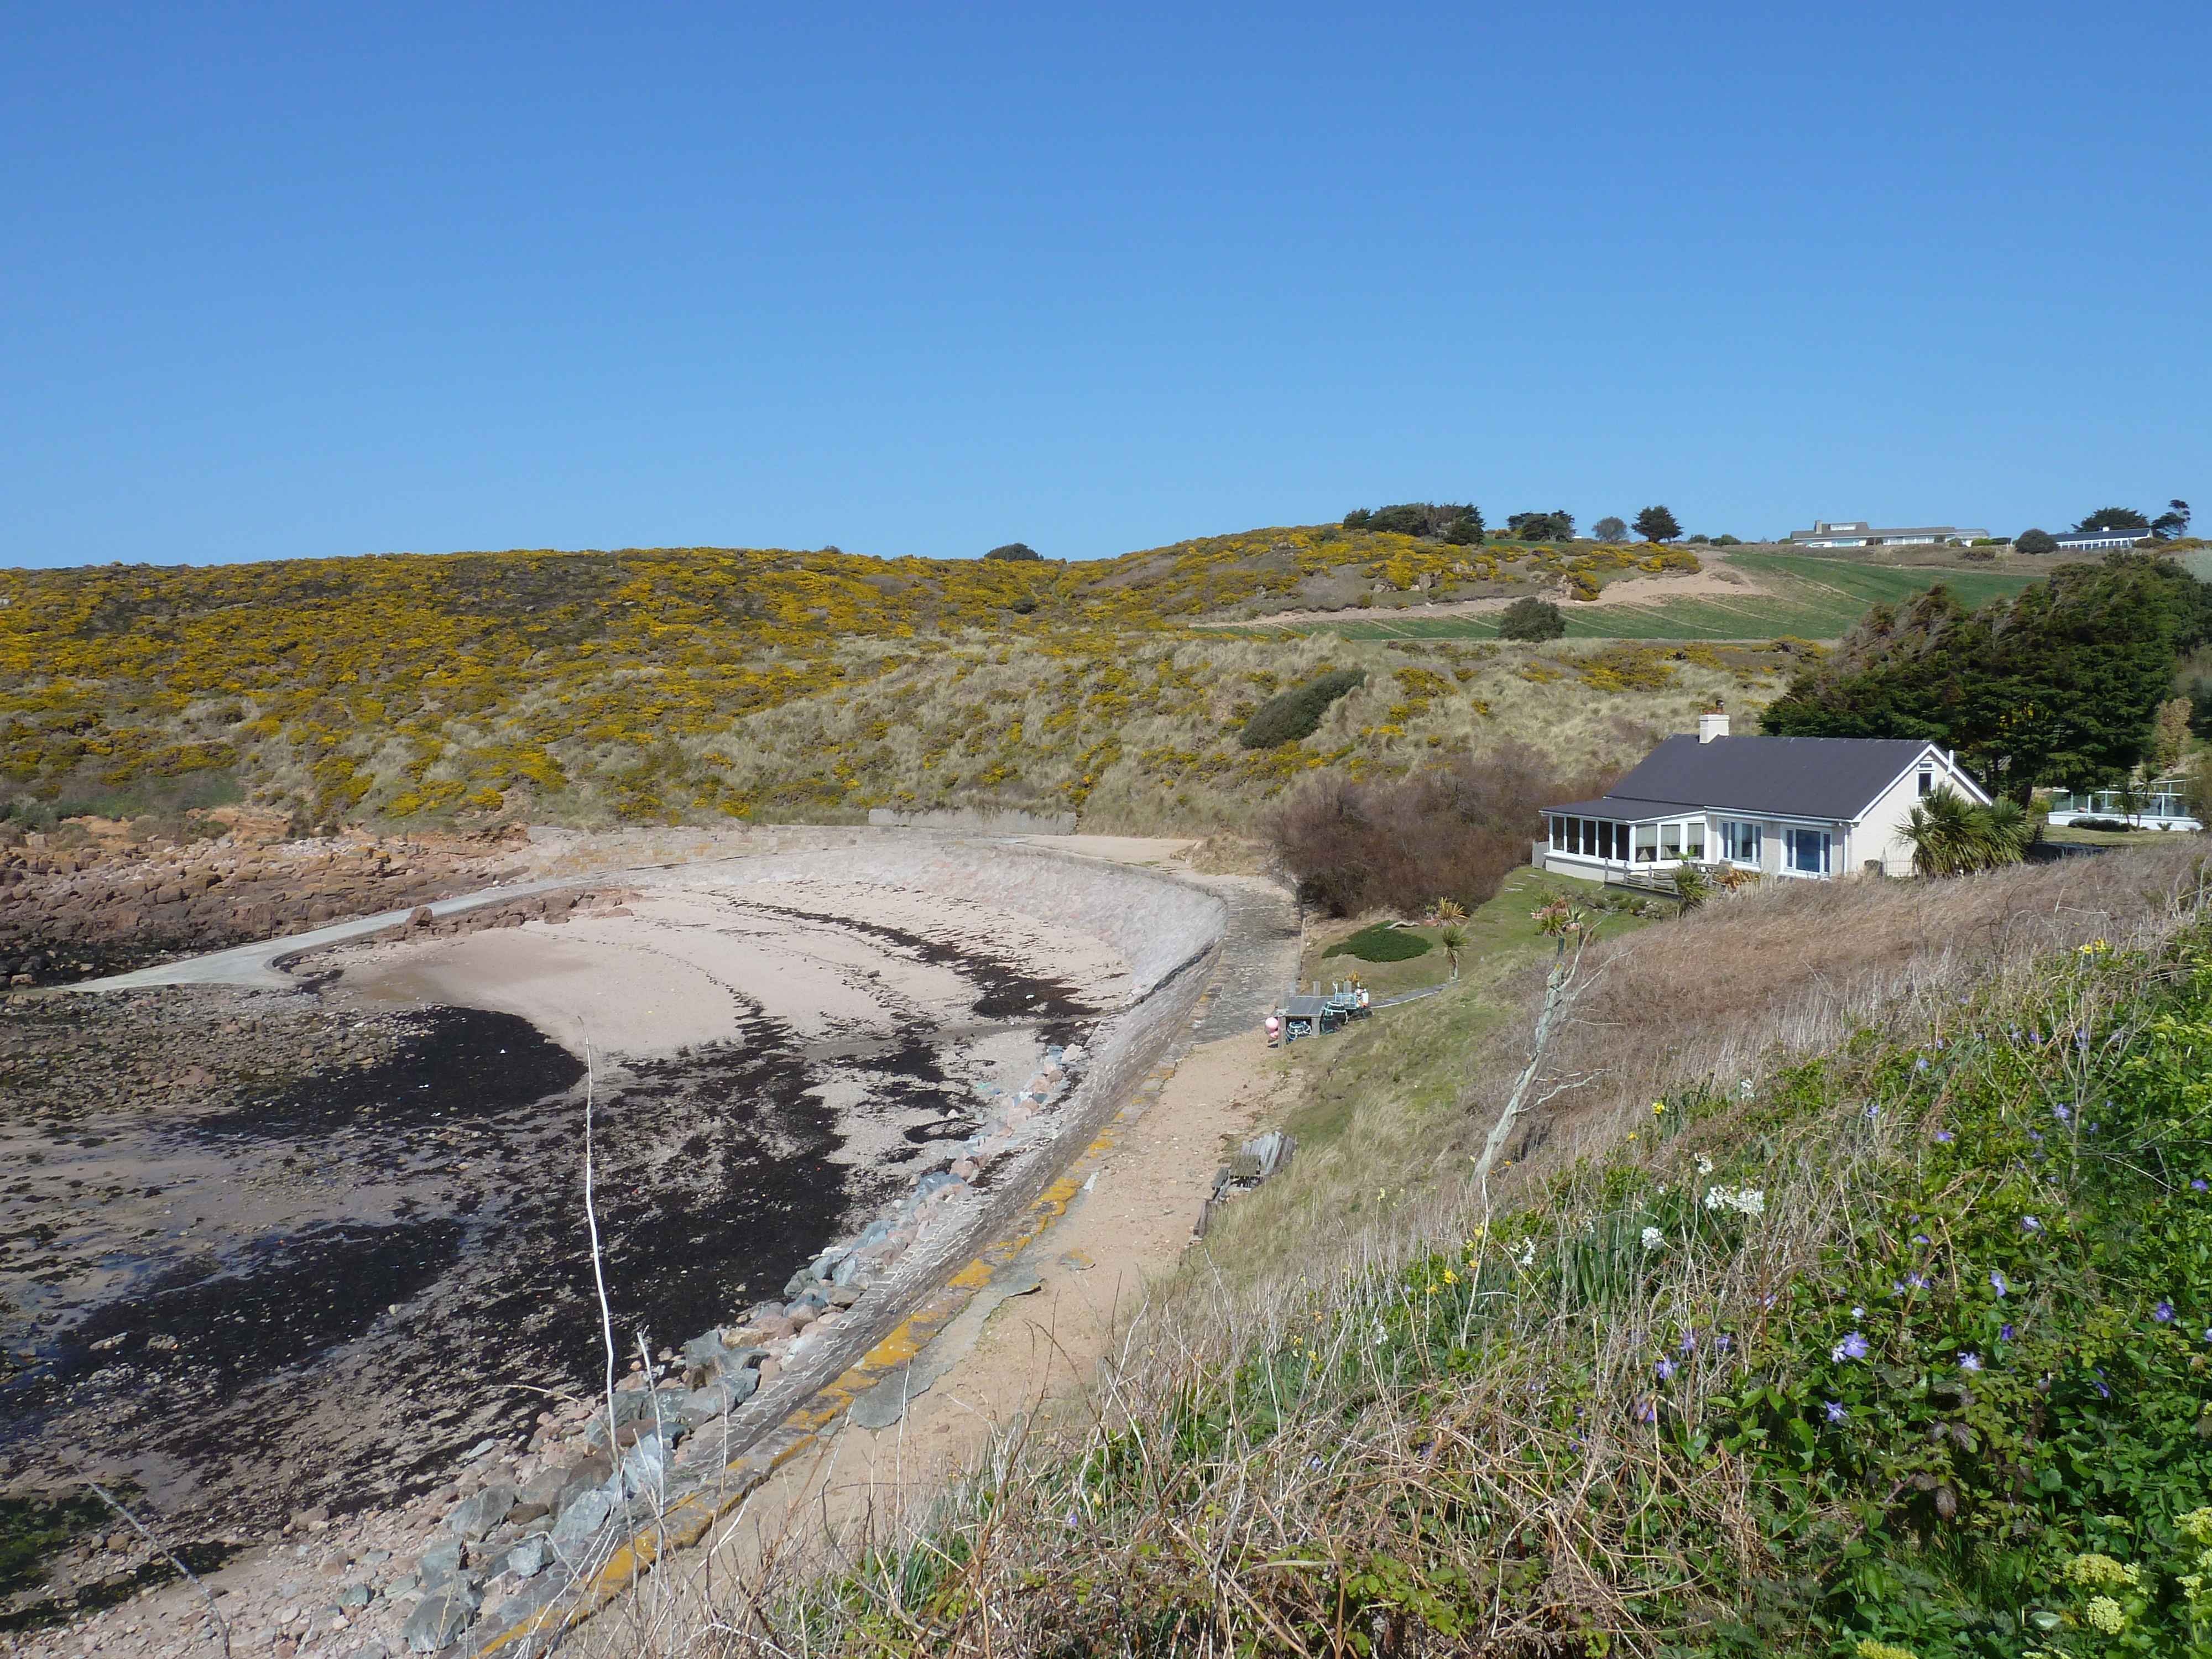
[3,3,2206,569]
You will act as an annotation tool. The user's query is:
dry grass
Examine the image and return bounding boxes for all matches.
[538,842,2212,1657]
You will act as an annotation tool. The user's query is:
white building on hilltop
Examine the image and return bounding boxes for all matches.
[1791,519,1991,549]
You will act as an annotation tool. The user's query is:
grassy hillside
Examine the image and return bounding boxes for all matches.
[728,842,2212,1658]
[0,537,1802,834]
[1248,551,2049,643]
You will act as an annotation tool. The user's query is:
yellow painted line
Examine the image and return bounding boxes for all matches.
[472,963,1223,1656]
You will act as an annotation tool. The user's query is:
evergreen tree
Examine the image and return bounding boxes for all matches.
[1759,555,2212,800]
[1633,505,1682,542]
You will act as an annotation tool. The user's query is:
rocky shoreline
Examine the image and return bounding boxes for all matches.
[0,820,534,987]
[2,830,1230,1657]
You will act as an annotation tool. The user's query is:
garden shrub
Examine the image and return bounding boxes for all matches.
[1237,667,1366,749]
[1322,921,1431,962]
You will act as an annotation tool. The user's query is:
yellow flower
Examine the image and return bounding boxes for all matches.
[2063,1553,2143,1590]
[1855,1641,1919,1659]
[2181,1506,2212,1545]
[1652,1100,1666,1115]
[2085,1595,2125,1634]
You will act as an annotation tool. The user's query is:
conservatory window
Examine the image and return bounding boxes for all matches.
[1783,827,1832,875]
[1720,820,1761,865]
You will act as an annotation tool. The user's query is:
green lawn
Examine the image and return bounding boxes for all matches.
[1218,553,2047,643]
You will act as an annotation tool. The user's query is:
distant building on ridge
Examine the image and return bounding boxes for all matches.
[1790,519,1991,549]
[2051,527,2151,551]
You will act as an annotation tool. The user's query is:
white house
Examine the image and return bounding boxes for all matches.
[2052,528,2150,552]
[2043,779,2201,832]
[1537,712,1990,882]
[1791,520,1992,549]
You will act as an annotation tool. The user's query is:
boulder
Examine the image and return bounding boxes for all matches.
[401,1581,482,1652]
[445,1484,518,1541]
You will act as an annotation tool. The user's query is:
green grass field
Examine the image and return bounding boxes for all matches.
[1221,552,2049,643]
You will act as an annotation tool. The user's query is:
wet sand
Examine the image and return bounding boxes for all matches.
[0,860,1136,1632]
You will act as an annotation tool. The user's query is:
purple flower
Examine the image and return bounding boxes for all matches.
[1655,1358,1676,1380]
[1714,1333,1731,1354]
[1679,1332,1697,1356]
[2031,1030,2043,1044]
[2001,1323,2016,1342]
[1824,1400,1848,1424]
[1914,1058,1929,1072]
[2195,1180,2209,1194]
[1991,1271,2008,1297]
[1832,1332,1870,1363]
[1633,1397,1657,1424]
[2155,1301,2176,1323]
[2053,1104,2070,1123]
[2022,1216,2042,1232]
[2094,1369,2111,1400]
[2030,1130,2044,1143]
[2076,1028,2090,1050]
[1933,1130,1954,1143]
[1913,1235,1930,1246]
[1958,1352,1983,1372]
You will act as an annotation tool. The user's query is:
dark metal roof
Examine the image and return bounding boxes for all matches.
[1546,735,1960,822]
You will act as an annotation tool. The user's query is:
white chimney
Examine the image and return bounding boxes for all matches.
[1698,710,1730,744]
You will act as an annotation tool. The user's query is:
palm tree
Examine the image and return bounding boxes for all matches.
[1438,924,1467,979]
[1671,859,1710,915]
[1902,786,2033,876]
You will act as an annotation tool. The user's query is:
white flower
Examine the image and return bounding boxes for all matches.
[1732,1187,1766,1218]
[1640,1227,1665,1251]
[1512,1238,1536,1269]
[1695,1155,1715,1176]
[1736,1078,1755,1100]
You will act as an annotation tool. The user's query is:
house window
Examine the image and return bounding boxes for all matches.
[1633,825,1658,863]
[1684,822,1706,859]
[1661,823,1682,858]
[1917,767,1933,797]
[1720,820,1761,865]
[1783,827,1832,875]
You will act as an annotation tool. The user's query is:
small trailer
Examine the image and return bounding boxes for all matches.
[1281,995,1345,1041]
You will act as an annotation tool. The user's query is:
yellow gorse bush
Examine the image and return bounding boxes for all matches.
[0,533,1766,832]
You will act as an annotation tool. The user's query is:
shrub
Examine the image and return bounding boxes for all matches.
[2016,528,2059,555]
[1237,668,1366,750]
[1322,921,1431,962]
[1506,510,1575,542]
[1495,597,1567,642]
[985,542,1041,561]
[1268,743,1613,915]
[1343,503,1483,544]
